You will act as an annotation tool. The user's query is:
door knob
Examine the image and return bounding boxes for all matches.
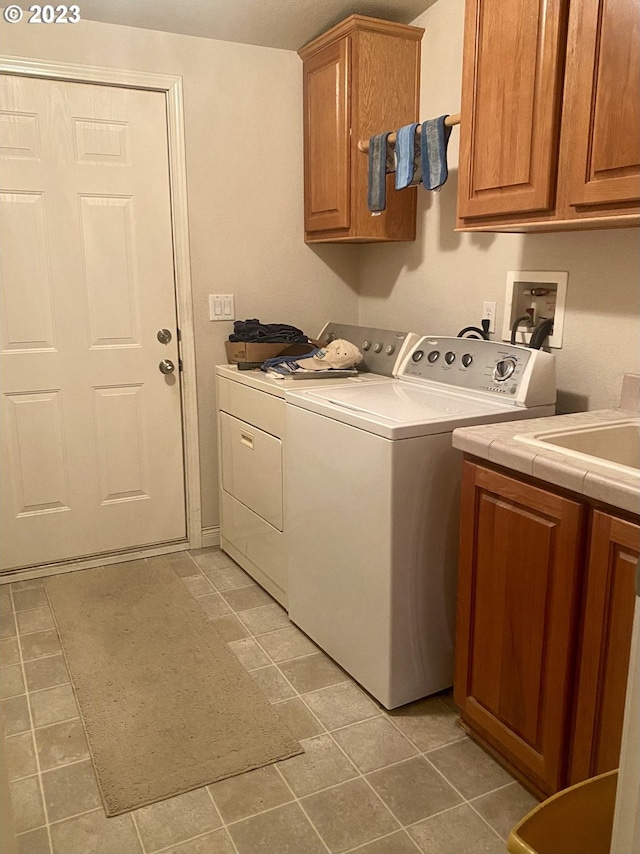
[157,328,172,344]
[159,359,175,375]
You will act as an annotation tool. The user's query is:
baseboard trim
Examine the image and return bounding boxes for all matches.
[1,528,221,585]
[201,526,221,548]
[0,542,190,585]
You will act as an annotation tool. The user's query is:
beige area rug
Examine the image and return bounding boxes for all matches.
[45,560,302,816]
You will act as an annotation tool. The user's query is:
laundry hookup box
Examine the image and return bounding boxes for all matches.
[224,341,318,364]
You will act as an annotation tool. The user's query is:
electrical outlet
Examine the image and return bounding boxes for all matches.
[482,301,497,333]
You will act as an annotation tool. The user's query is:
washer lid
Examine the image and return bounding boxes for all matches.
[286,380,526,439]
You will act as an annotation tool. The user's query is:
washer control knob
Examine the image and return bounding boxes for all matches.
[373,342,383,353]
[461,353,473,368]
[362,340,371,351]
[385,344,395,356]
[444,351,456,365]
[327,332,337,342]
[412,350,424,362]
[493,357,517,382]
[427,350,440,363]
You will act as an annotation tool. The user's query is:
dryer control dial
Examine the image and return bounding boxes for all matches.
[493,357,517,382]
[385,344,395,356]
[362,340,371,351]
[373,342,383,353]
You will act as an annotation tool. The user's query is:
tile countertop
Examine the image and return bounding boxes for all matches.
[452,408,640,516]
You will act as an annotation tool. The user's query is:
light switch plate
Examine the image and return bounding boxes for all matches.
[209,294,235,322]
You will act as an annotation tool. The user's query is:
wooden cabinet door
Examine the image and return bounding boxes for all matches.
[302,39,351,234]
[571,511,640,783]
[562,0,640,210]
[457,0,569,219]
[455,462,586,795]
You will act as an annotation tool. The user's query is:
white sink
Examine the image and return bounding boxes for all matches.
[515,419,640,476]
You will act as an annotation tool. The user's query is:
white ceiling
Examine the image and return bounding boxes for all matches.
[77,0,437,51]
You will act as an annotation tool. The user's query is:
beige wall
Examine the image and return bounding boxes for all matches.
[2,18,360,530]
[359,0,640,414]
[4,1,639,535]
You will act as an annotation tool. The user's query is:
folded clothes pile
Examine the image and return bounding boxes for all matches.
[229,319,308,344]
[262,339,363,377]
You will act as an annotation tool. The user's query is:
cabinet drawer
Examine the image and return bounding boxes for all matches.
[220,412,283,531]
[220,490,287,606]
[217,377,285,439]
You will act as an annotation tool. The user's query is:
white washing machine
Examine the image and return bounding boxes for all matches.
[285,335,557,709]
[215,324,419,606]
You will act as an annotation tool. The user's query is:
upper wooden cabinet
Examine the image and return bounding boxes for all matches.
[298,16,423,243]
[562,0,640,210]
[457,0,640,232]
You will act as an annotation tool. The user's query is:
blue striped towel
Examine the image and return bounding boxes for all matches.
[420,116,452,191]
[367,132,394,213]
[395,123,422,190]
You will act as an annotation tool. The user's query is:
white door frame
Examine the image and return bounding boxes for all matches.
[0,56,203,580]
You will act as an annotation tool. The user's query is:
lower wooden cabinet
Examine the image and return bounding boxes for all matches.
[570,511,640,782]
[454,460,639,797]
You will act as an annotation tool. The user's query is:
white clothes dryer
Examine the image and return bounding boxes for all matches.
[215,324,419,606]
[284,335,557,708]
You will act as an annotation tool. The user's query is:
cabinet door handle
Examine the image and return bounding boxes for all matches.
[240,431,254,450]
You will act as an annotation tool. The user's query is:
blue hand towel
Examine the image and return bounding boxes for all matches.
[395,123,421,190]
[367,132,393,212]
[420,115,452,191]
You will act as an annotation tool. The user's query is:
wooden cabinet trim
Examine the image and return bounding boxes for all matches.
[298,15,423,58]
[455,211,640,232]
[471,462,579,518]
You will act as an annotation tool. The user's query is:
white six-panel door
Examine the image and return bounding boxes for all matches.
[0,74,186,570]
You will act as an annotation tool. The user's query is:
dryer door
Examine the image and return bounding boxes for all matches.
[220,412,283,531]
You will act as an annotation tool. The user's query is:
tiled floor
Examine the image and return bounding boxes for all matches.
[1,549,538,854]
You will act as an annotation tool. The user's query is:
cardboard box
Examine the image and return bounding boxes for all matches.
[224,341,317,364]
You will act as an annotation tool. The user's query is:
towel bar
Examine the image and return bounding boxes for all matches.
[357,113,460,153]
